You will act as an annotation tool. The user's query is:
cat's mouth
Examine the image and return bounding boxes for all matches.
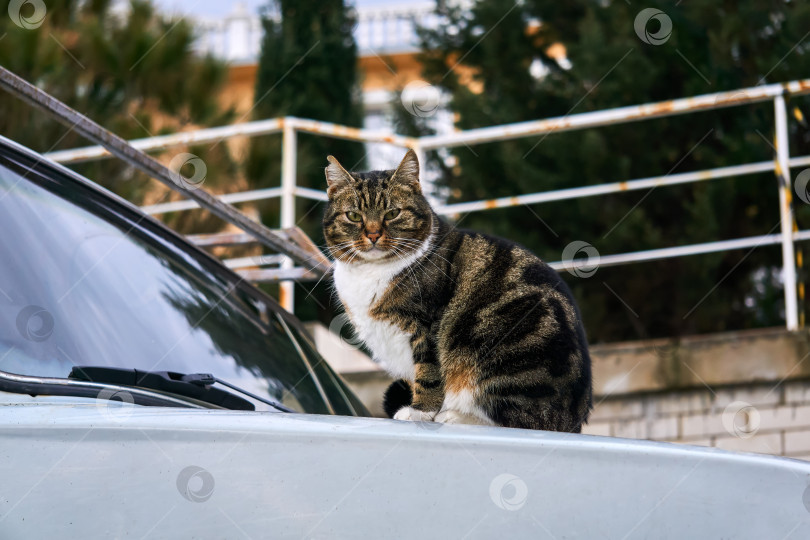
[355,243,395,261]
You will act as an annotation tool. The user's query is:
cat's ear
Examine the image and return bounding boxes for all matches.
[325,155,353,195]
[392,149,421,192]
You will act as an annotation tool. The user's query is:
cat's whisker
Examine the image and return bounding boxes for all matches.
[323,242,357,257]
[406,252,453,284]
[393,239,456,268]
[387,239,454,278]
[389,237,441,254]
[323,245,354,255]
[345,246,362,266]
[323,247,350,260]
[387,245,424,307]
[325,239,357,248]
[319,239,356,246]
[302,265,337,301]
[413,254,454,283]
[391,236,456,256]
[317,243,350,252]
[388,260,422,304]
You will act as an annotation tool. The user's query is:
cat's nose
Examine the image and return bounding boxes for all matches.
[366,230,382,243]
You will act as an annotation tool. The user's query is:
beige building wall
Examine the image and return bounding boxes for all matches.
[217,43,569,117]
[220,64,259,115]
[217,51,425,118]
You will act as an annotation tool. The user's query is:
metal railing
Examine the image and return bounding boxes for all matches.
[45,80,810,330]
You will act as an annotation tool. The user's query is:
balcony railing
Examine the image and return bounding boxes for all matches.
[44,80,810,331]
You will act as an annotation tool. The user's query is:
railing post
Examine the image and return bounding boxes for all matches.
[413,143,437,208]
[280,119,297,313]
[775,95,799,330]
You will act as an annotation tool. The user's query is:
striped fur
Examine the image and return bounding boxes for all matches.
[323,150,592,432]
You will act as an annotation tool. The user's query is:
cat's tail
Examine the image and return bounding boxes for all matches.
[382,379,412,418]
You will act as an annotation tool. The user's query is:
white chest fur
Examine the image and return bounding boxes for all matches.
[333,240,431,380]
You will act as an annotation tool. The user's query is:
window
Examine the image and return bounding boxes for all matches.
[0,145,343,414]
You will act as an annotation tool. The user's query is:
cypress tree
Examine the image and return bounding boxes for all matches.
[248,0,364,319]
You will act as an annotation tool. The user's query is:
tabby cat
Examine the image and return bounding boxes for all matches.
[323,150,592,431]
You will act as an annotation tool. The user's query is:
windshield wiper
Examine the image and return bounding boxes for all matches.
[0,368,202,409]
[69,366,294,412]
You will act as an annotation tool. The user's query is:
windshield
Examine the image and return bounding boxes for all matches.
[0,144,343,414]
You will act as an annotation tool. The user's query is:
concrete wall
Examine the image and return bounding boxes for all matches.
[313,323,810,461]
[589,327,810,395]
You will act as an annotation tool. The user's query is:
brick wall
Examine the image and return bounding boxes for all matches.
[582,379,810,461]
[333,327,810,462]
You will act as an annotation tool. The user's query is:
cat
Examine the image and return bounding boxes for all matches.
[323,150,592,431]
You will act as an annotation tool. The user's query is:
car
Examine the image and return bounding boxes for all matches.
[1,134,809,539]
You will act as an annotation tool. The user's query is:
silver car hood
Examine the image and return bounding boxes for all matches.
[1,395,808,539]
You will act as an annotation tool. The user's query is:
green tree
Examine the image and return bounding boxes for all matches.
[0,0,235,232]
[402,0,810,343]
[248,0,364,320]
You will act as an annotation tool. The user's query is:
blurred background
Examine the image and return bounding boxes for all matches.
[3,0,810,459]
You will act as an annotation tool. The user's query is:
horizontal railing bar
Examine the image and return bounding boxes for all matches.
[45,118,285,164]
[435,160,779,215]
[188,232,257,247]
[230,230,810,283]
[146,155,810,219]
[790,155,810,169]
[45,117,415,165]
[418,80,810,149]
[142,186,325,216]
[143,187,284,215]
[224,254,285,269]
[287,117,416,147]
[157,156,804,220]
[50,80,810,164]
[548,230,810,272]
[295,186,329,201]
[236,267,320,283]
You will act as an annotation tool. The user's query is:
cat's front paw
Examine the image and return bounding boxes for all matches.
[434,410,495,426]
[393,406,436,422]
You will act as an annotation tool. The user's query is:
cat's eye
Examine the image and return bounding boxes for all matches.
[384,208,401,220]
[346,211,363,222]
